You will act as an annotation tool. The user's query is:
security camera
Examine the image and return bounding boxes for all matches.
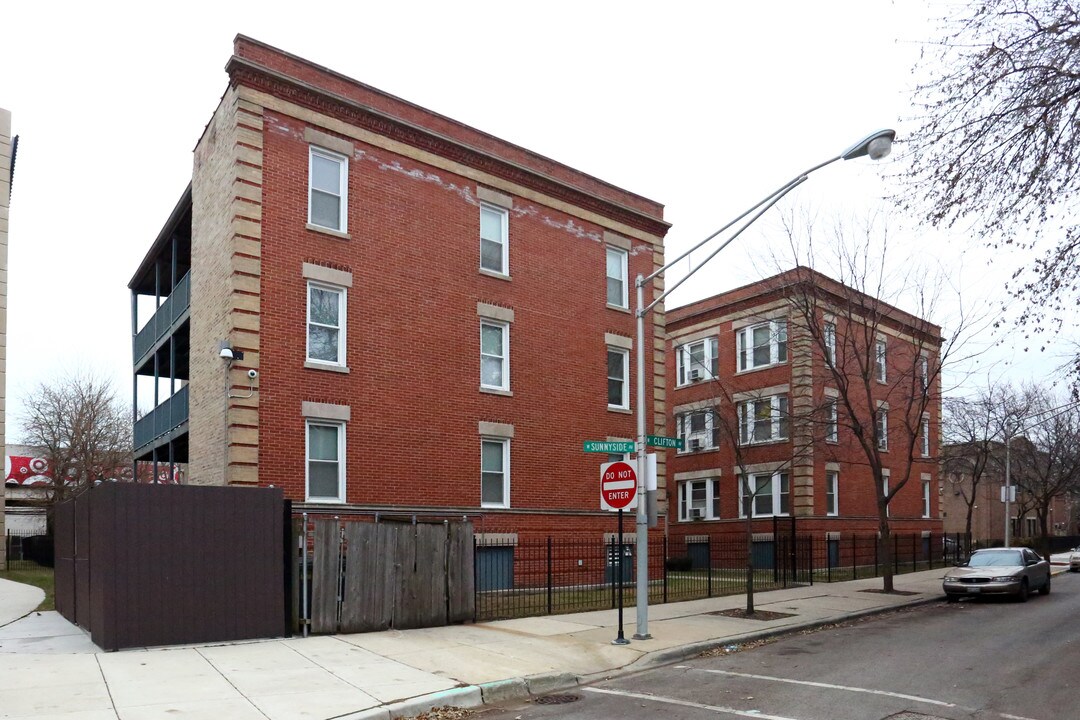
[220,347,234,360]
[247,369,258,380]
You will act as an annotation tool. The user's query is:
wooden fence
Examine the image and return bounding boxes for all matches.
[301,518,474,634]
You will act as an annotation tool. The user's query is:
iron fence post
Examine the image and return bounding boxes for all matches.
[546,536,553,616]
[893,533,899,576]
[609,535,616,610]
[663,535,669,604]
[912,533,917,573]
[874,536,879,577]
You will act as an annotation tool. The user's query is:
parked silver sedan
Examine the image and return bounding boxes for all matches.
[943,547,1050,603]
[1069,548,1080,572]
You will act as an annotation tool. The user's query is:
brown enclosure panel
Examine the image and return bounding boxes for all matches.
[53,499,76,624]
[54,483,286,651]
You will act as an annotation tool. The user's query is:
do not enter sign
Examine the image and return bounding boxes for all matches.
[600,461,638,511]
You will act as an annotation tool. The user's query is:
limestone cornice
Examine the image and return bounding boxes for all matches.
[226,57,671,240]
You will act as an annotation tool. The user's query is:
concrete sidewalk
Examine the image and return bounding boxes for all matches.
[0,568,993,719]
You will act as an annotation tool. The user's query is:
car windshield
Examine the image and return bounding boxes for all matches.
[967,550,1023,567]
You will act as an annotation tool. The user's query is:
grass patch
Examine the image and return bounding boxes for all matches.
[0,566,55,612]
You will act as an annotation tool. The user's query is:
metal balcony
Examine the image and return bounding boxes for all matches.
[134,385,189,454]
[133,271,190,368]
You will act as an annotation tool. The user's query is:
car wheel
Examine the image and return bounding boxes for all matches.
[946,593,960,604]
[1017,579,1029,603]
[1039,575,1051,595]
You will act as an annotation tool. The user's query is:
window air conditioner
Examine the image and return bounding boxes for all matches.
[689,438,703,452]
[688,368,702,382]
[690,507,705,520]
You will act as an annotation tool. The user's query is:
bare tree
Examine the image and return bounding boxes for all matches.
[20,373,132,505]
[907,1,1080,365]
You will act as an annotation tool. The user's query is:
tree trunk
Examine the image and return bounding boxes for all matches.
[1037,507,1050,561]
[745,510,755,614]
[879,504,894,593]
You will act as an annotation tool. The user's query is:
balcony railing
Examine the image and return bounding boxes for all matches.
[134,385,189,452]
[133,271,191,364]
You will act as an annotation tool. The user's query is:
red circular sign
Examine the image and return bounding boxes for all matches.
[601,461,638,510]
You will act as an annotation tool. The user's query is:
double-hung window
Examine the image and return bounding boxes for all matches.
[679,478,721,521]
[921,417,930,457]
[826,400,839,442]
[676,338,719,385]
[480,203,509,275]
[824,321,837,367]
[883,471,890,517]
[923,479,931,518]
[736,320,788,371]
[607,348,630,410]
[606,247,628,308]
[676,410,715,452]
[737,395,789,444]
[480,320,510,391]
[307,282,346,366]
[876,409,889,451]
[739,472,790,517]
[919,355,930,392]
[309,146,348,232]
[481,438,510,508]
[826,471,838,516]
[875,339,887,382]
[306,420,344,502]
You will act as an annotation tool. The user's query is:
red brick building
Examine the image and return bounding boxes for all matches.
[665,267,943,542]
[128,37,671,539]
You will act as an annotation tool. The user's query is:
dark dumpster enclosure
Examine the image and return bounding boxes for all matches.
[54,483,288,651]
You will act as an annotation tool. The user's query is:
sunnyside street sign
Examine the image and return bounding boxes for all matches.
[583,440,635,454]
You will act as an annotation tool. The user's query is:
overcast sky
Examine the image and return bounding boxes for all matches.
[1,0,1067,435]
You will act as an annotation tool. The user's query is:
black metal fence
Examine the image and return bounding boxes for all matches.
[474,532,970,622]
[4,530,53,571]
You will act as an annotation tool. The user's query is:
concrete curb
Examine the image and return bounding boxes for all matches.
[339,686,483,720]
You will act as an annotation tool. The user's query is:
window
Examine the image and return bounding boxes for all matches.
[481,438,510,507]
[677,338,719,385]
[923,479,931,518]
[606,247,628,308]
[679,478,721,521]
[876,409,888,451]
[676,410,716,452]
[824,321,837,367]
[607,348,629,409]
[883,471,890,517]
[739,472,790,517]
[875,339,887,382]
[480,203,509,275]
[307,421,344,501]
[826,471,838,516]
[737,395,789,444]
[1025,517,1037,538]
[307,283,346,366]
[480,320,509,391]
[309,146,348,232]
[826,400,838,443]
[919,355,929,392]
[921,417,930,457]
[736,320,788,371]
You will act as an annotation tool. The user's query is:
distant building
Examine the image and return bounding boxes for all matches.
[665,267,943,539]
[128,36,671,539]
[4,445,50,536]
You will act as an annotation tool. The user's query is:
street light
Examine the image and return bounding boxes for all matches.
[631,129,896,640]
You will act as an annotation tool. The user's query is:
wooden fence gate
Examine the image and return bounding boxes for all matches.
[301,518,474,634]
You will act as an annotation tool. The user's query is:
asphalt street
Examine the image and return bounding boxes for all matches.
[479,572,1080,720]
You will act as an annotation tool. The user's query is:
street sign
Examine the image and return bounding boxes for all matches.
[601,461,638,511]
[647,435,684,450]
[584,440,635,454]
[1001,485,1017,503]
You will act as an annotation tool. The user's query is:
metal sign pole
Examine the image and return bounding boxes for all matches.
[613,508,629,645]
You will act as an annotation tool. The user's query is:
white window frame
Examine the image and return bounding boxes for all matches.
[826,471,838,516]
[306,420,345,503]
[737,395,789,445]
[921,416,931,457]
[826,400,838,443]
[824,321,837,367]
[736,320,788,372]
[607,347,630,410]
[739,472,790,518]
[606,246,628,309]
[676,338,719,386]
[875,339,887,382]
[676,410,716,453]
[876,409,888,451]
[919,354,930,392]
[883,470,890,517]
[306,281,347,367]
[678,478,721,521]
[923,479,931,518]
[480,437,510,508]
[479,203,509,275]
[480,319,510,391]
[308,146,348,232]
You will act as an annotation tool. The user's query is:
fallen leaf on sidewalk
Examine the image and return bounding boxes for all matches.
[401,706,474,720]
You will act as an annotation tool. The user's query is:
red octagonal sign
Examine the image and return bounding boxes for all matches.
[600,460,638,511]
